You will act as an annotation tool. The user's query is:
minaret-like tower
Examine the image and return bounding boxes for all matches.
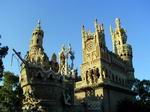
[110,18,133,66]
[29,20,43,50]
[20,21,75,112]
[28,20,49,70]
[81,19,107,84]
[81,19,106,63]
[110,18,134,79]
[75,19,136,112]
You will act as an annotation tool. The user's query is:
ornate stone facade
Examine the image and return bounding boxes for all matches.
[18,18,135,112]
[75,18,135,112]
[20,21,75,112]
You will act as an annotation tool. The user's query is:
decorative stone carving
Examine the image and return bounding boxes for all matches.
[50,53,59,72]
[22,90,46,112]
[59,44,75,77]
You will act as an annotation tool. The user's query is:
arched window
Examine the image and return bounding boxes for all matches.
[90,69,94,83]
[37,39,39,44]
[37,72,42,79]
[96,68,100,78]
[86,71,88,82]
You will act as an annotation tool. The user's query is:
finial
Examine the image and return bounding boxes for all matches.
[61,44,65,51]
[37,19,41,29]
[101,23,104,31]
[82,25,85,31]
[95,19,98,24]
[68,44,73,54]
[95,19,100,31]
[94,19,98,27]
[115,18,121,29]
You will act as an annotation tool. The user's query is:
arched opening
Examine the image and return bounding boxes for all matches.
[37,39,39,44]
[90,69,94,83]
[96,68,100,78]
[37,72,42,79]
[86,71,88,83]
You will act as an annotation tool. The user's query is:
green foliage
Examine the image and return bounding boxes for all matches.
[117,79,150,112]
[0,71,23,112]
[132,79,150,102]
[0,37,9,80]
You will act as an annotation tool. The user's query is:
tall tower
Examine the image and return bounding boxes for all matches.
[29,20,43,50]
[110,18,134,79]
[28,20,49,70]
[110,18,132,65]
[81,19,107,83]
[75,19,136,112]
[20,21,75,112]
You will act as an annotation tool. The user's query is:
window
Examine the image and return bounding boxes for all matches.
[96,68,100,78]
[37,39,39,44]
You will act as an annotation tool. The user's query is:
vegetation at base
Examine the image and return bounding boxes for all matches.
[0,36,8,80]
[117,79,150,112]
[0,71,23,112]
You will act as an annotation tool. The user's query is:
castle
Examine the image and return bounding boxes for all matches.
[18,18,135,112]
[75,18,135,112]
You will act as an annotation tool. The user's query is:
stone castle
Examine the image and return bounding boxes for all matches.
[18,18,135,112]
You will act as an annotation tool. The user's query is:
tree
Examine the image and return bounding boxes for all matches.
[132,79,150,102]
[0,36,9,80]
[0,71,23,112]
[117,79,150,112]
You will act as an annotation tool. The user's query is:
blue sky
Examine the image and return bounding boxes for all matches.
[0,0,150,80]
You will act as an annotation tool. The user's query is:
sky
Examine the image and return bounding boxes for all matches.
[0,0,150,80]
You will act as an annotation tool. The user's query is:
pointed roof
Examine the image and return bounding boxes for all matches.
[32,20,44,35]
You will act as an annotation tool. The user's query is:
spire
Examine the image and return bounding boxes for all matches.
[51,53,57,63]
[34,20,42,31]
[32,20,44,36]
[30,20,44,50]
[37,20,41,29]
[82,25,85,33]
[115,18,121,30]
[94,19,98,26]
[28,20,50,70]
[94,19,99,31]
[101,23,104,31]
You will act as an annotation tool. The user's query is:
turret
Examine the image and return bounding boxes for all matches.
[110,18,133,66]
[29,20,44,50]
[81,19,107,63]
[94,19,106,47]
[27,21,49,70]
[50,53,59,72]
[81,19,106,50]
